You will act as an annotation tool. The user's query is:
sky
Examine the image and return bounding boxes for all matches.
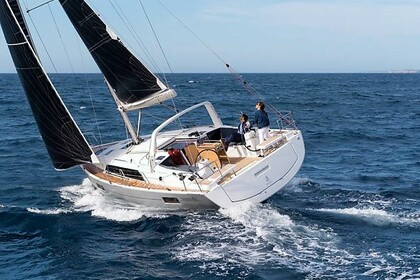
[1,0,420,73]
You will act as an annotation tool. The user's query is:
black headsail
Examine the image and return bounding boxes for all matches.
[0,0,96,170]
[59,0,175,110]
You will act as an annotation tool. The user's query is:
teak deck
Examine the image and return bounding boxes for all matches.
[84,164,187,192]
[83,156,260,192]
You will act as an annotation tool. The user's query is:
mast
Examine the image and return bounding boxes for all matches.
[0,0,98,170]
[105,79,139,144]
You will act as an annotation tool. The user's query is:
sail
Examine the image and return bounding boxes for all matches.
[59,0,176,110]
[0,0,96,170]
[7,0,36,52]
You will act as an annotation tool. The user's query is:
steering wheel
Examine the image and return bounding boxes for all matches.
[194,149,222,170]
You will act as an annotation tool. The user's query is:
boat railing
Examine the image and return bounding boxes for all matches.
[194,160,237,188]
[276,111,297,130]
[173,159,236,192]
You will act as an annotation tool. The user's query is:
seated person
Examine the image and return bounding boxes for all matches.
[224,114,250,150]
[167,148,185,166]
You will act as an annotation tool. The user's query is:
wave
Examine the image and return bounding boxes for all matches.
[27,208,71,215]
[173,202,419,278]
[283,177,321,193]
[314,207,420,227]
[60,179,173,222]
[363,263,420,279]
[25,179,169,222]
[173,202,355,278]
[358,174,401,183]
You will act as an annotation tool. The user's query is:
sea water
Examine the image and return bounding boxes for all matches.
[0,73,419,279]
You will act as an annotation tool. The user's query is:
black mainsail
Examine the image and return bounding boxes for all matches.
[0,0,96,170]
[59,0,175,110]
[7,0,35,52]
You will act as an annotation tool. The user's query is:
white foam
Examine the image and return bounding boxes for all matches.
[395,272,414,280]
[315,207,420,226]
[219,202,294,239]
[174,202,419,277]
[363,265,419,279]
[363,266,383,276]
[283,176,311,193]
[174,202,353,277]
[0,204,5,208]
[291,176,312,186]
[27,207,70,215]
[58,179,167,222]
[24,179,173,222]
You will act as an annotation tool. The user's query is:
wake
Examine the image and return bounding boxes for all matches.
[27,179,168,222]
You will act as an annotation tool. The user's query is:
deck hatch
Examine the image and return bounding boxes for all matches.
[105,165,145,181]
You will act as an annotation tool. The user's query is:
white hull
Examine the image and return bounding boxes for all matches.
[206,130,304,208]
[85,173,219,209]
[82,128,304,210]
[0,1,305,211]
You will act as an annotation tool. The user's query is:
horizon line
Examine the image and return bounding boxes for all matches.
[0,71,414,75]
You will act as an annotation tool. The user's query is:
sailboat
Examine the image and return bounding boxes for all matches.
[0,0,305,209]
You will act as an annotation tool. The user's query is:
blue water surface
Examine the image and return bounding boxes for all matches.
[0,73,419,279]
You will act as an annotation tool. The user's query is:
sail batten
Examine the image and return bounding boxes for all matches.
[59,0,175,108]
[6,0,36,51]
[0,0,96,170]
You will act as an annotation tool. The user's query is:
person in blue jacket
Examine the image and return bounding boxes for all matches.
[252,101,270,144]
[224,114,251,151]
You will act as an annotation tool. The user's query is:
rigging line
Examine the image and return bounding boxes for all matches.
[156,0,228,67]
[138,0,172,82]
[26,0,56,13]
[171,96,183,129]
[75,30,103,145]
[7,8,89,154]
[20,66,86,147]
[160,102,178,113]
[227,65,283,117]
[108,0,164,77]
[14,0,39,56]
[47,3,75,75]
[138,0,183,128]
[226,65,296,129]
[161,100,184,129]
[24,8,58,73]
[141,111,168,122]
[21,2,94,150]
[156,0,286,122]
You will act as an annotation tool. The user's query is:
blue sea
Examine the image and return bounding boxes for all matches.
[0,73,419,279]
